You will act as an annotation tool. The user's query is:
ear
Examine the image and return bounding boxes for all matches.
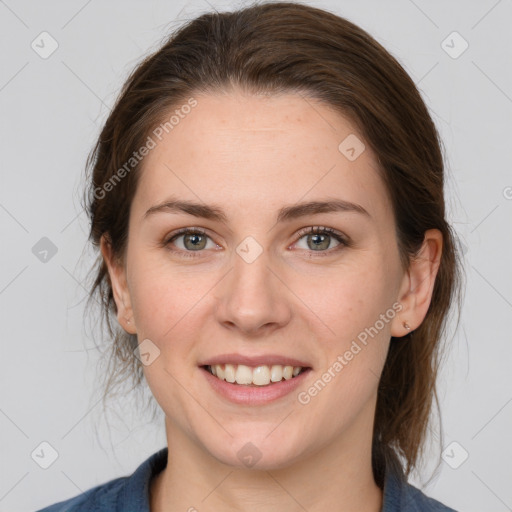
[391,229,443,338]
[100,234,137,335]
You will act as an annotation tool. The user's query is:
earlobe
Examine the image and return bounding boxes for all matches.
[99,234,137,335]
[391,229,443,338]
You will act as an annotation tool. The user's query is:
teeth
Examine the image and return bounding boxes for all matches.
[208,364,305,386]
[224,364,236,383]
[253,365,270,386]
[282,366,293,380]
[216,364,225,380]
[270,365,283,382]
[235,364,253,385]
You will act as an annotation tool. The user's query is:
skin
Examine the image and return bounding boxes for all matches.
[101,90,442,512]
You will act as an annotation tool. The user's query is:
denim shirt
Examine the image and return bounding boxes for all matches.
[36,447,457,511]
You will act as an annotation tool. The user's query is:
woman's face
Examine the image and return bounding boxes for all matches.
[105,91,415,469]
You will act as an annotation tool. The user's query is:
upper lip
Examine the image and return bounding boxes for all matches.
[199,353,312,369]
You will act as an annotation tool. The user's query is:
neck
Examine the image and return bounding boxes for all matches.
[150,414,383,512]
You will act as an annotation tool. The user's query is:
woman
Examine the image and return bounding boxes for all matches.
[37,2,462,511]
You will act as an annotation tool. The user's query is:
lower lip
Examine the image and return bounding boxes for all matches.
[200,367,312,405]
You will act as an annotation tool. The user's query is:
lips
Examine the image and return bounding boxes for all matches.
[200,363,312,405]
[198,353,312,369]
[198,353,313,402]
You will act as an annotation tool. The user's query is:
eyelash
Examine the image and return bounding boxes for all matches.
[163,226,349,259]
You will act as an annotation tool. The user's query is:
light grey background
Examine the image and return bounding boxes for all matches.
[1,0,511,511]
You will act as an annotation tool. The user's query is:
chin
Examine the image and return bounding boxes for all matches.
[203,430,306,471]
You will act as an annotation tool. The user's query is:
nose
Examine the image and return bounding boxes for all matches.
[213,246,292,337]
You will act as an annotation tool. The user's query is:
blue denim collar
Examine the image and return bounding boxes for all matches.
[118,447,456,512]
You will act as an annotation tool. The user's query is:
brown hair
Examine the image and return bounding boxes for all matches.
[83,0,463,485]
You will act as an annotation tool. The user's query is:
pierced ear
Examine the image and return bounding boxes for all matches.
[99,234,137,335]
[391,229,443,338]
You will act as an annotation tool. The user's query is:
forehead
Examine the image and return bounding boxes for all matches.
[133,91,390,222]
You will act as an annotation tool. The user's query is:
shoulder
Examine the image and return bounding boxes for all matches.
[382,456,458,512]
[399,481,458,512]
[35,447,168,512]
[35,477,127,512]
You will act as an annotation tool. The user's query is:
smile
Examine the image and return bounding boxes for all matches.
[203,363,308,387]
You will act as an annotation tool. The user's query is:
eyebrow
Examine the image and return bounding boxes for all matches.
[143,197,370,223]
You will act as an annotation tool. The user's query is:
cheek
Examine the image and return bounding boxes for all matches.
[292,255,396,412]
[127,258,220,389]
[128,255,207,337]
[131,263,206,424]
[296,291,393,444]
[293,258,395,343]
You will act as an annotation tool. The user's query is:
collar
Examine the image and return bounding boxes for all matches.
[119,447,452,512]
